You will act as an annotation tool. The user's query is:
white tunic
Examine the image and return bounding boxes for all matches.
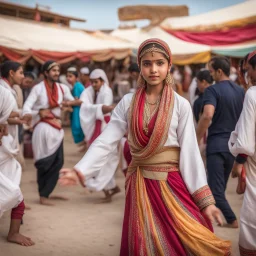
[23,81,74,161]
[0,86,23,218]
[229,86,256,250]
[0,85,16,123]
[75,92,208,195]
[79,84,118,191]
[0,79,20,152]
[79,84,113,142]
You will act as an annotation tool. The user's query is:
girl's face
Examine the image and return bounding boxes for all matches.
[10,66,24,85]
[90,78,104,92]
[140,52,170,87]
[66,72,77,86]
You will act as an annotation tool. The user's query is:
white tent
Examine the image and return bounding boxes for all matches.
[0,15,133,62]
[161,1,256,30]
[111,27,210,55]
[111,27,211,64]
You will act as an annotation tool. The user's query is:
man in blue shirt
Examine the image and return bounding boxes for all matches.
[196,56,244,228]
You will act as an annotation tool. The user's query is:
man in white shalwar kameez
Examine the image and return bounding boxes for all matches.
[229,51,256,255]
[79,69,120,200]
[23,60,78,206]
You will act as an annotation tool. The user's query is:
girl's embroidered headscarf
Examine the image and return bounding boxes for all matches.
[129,38,175,160]
[136,38,173,88]
[137,38,172,66]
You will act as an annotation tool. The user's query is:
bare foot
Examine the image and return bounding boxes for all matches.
[222,220,239,228]
[25,205,31,210]
[49,195,69,201]
[40,197,55,206]
[7,232,35,246]
[98,187,121,204]
[109,186,121,197]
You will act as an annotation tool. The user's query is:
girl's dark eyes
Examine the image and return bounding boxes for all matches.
[143,62,164,67]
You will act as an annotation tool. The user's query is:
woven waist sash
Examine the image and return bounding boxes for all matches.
[127,147,180,181]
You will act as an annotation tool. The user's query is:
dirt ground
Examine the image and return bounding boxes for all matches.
[0,128,243,256]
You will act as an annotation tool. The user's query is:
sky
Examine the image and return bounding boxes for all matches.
[6,0,246,30]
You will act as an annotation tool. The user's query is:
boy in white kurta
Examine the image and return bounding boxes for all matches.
[229,51,256,255]
[79,69,120,200]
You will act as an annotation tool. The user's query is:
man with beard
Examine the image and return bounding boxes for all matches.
[23,60,79,206]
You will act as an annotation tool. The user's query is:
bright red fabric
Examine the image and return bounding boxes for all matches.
[120,91,213,255]
[44,79,59,109]
[0,46,91,64]
[163,23,256,46]
[11,200,25,220]
[88,116,111,145]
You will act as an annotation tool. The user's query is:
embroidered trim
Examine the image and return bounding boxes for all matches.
[137,38,172,66]
[139,44,170,60]
[128,165,179,174]
[240,245,256,256]
[192,185,216,210]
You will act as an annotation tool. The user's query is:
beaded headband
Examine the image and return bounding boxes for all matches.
[139,43,170,60]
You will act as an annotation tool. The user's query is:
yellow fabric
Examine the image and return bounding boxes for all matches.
[92,49,132,61]
[160,181,231,255]
[224,16,256,29]
[167,16,256,32]
[134,167,231,255]
[131,147,180,166]
[127,147,180,180]
[136,168,165,255]
[141,170,168,180]
[173,51,211,65]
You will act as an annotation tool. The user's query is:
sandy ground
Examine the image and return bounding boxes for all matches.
[0,128,243,256]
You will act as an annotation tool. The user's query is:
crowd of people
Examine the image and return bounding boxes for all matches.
[0,38,255,255]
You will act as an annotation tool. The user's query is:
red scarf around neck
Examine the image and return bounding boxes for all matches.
[44,79,59,108]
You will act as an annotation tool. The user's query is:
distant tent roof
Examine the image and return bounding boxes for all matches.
[161,1,256,31]
[111,27,211,65]
[0,15,133,63]
[161,1,256,46]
